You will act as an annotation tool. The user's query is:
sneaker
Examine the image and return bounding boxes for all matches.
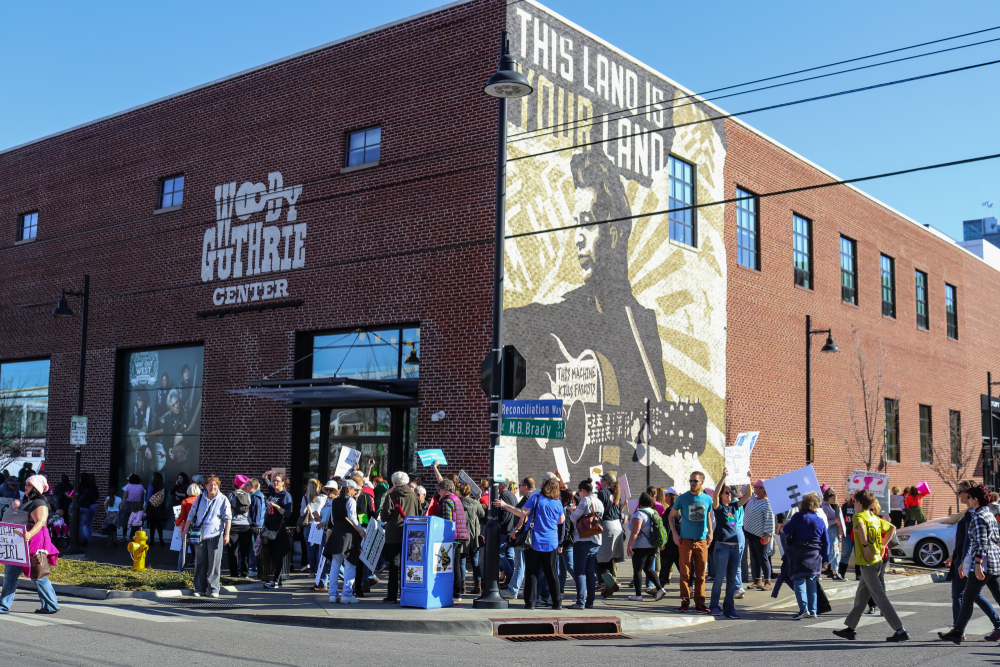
[568,602,586,610]
[248,569,257,577]
[695,604,712,614]
[984,628,1000,642]
[263,582,276,589]
[677,602,690,612]
[711,607,722,616]
[831,574,845,581]
[654,589,666,601]
[627,595,643,601]
[809,612,818,618]
[340,597,360,604]
[601,583,619,599]
[209,593,219,599]
[500,590,514,600]
[724,611,741,619]
[192,592,202,597]
[886,630,910,642]
[734,588,745,599]
[864,607,876,615]
[791,610,810,620]
[538,599,551,607]
[833,628,857,641]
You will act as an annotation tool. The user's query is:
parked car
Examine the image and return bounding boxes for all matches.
[891,510,966,568]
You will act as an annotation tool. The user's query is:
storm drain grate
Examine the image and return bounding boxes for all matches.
[502,635,570,642]
[156,600,250,610]
[570,634,633,641]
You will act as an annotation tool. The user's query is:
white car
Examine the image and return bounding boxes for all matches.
[890,510,965,568]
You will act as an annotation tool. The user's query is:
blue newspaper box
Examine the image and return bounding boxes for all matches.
[400,516,455,609]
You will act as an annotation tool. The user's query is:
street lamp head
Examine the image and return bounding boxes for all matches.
[820,334,839,353]
[484,32,532,98]
[52,292,74,318]
[405,345,420,365]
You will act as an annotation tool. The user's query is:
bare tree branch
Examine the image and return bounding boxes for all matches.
[839,329,893,472]
[928,415,981,503]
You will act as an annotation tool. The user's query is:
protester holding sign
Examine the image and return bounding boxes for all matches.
[458,482,485,596]
[710,469,751,618]
[378,472,420,603]
[745,481,775,591]
[0,475,60,615]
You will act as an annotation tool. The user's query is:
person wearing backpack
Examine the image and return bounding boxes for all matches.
[227,475,253,578]
[710,468,752,618]
[626,492,667,602]
[0,475,60,615]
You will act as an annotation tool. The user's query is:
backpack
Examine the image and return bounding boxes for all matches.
[231,490,251,517]
[643,508,668,549]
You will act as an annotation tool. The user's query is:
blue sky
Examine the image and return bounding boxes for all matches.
[2,1,997,240]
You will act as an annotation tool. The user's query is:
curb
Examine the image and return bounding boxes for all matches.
[619,614,715,633]
[754,572,945,610]
[16,579,264,600]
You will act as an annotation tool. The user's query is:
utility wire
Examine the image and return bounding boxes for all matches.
[509,35,1000,144]
[505,152,1000,240]
[508,23,1000,139]
[508,58,1000,163]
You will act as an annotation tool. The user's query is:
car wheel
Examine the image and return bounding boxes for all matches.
[914,538,947,568]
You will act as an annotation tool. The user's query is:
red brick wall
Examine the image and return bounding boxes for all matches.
[0,0,506,499]
[724,119,1000,519]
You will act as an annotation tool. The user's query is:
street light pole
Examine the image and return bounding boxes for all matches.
[476,31,532,610]
[805,314,839,463]
[52,275,89,554]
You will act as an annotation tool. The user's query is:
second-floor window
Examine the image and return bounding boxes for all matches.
[347,126,381,167]
[840,236,857,305]
[919,404,933,463]
[946,284,958,339]
[881,254,895,318]
[915,270,928,329]
[159,175,184,209]
[736,188,758,269]
[668,157,695,247]
[884,398,899,463]
[793,214,812,289]
[950,409,962,465]
[18,212,38,241]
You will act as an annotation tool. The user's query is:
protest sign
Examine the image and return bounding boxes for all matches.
[0,523,29,567]
[170,528,183,551]
[590,465,603,484]
[762,465,822,516]
[733,431,760,451]
[552,447,570,483]
[619,474,632,501]
[458,471,481,499]
[848,470,888,495]
[334,447,362,477]
[308,523,324,545]
[359,521,386,572]
[314,555,327,586]
[417,449,448,467]
[725,446,752,484]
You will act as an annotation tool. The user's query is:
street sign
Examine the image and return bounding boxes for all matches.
[501,418,565,440]
[481,345,526,400]
[70,416,87,447]
[502,399,562,419]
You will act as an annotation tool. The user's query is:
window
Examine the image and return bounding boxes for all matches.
[347,126,381,167]
[736,188,758,269]
[919,404,932,463]
[949,410,961,466]
[915,270,928,329]
[17,212,38,242]
[0,360,50,441]
[793,214,812,288]
[884,398,899,463]
[840,236,857,305]
[159,175,184,209]
[946,284,958,339]
[313,326,419,381]
[881,254,896,318]
[668,156,695,247]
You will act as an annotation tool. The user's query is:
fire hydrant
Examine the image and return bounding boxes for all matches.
[127,530,149,571]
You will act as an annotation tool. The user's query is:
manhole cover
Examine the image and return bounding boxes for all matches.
[156,600,249,610]
[502,635,569,642]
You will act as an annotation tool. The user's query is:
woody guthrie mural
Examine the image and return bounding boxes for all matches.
[501,4,728,489]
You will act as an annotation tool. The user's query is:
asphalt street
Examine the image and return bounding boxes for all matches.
[1,581,998,666]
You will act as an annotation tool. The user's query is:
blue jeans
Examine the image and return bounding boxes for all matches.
[0,565,59,613]
[559,547,574,595]
[249,534,259,572]
[507,545,525,596]
[307,540,323,574]
[793,574,819,615]
[500,535,514,580]
[80,504,97,543]
[710,542,742,615]
[951,568,1000,627]
[827,527,841,572]
[573,541,600,606]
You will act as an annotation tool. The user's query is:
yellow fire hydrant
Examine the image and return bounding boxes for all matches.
[127,530,149,571]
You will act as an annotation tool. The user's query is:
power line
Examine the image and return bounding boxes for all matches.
[508,23,1000,140]
[505,152,1000,240]
[509,35,1000,144]
[508,58,1000,163]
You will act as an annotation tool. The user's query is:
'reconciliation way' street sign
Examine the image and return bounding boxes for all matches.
[501,418,565,439]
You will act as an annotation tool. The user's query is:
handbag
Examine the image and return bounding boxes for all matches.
[514,497,539,552]
[30,551,52,581]
[576,498,604,538]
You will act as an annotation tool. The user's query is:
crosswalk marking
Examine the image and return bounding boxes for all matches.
[930,617,994,635]
[0,613,81,627]
[894,601,951,607]
[59,603,191,623]
[805,611,915,629]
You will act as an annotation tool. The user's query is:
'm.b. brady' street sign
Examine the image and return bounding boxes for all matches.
[501,418,565,440]
[502,400,563,419]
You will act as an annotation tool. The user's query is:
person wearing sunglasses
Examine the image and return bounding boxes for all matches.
[709,468,752,618]
[668,471,714,613]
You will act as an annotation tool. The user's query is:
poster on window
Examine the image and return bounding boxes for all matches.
[118,346,203,495]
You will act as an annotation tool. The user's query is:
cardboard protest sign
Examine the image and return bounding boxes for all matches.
[458,471,481,499]
[763,465,822,516]
[734,431,760,451]
[359,521,386,572]
[849,470,888,495]
[552,447,570,483]
[417,449,448,467]
[0,523,29,568]
[725,446,752,484]
[619,474,632,501]
[334,447,362,477]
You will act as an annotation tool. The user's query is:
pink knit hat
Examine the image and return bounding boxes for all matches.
[25,474,49,494]
[234,474,249,488]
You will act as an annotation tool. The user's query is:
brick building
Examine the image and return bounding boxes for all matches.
[1,0,996,523]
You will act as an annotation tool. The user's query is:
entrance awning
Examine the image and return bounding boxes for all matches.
[228,377,418,408]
